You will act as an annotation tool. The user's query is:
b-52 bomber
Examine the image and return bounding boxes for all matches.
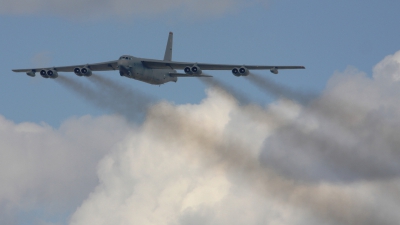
[12,32,305,85]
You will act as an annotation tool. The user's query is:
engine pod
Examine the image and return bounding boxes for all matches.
[47,69,58,79]
[81,67,92,76]
[239,67,249,76]
[184,66,193,75]
[191,65,202,75]
[74,67,83,76]
[232,68,241,77]
[40,70,49,78]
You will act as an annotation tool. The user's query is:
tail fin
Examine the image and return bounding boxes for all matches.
[163,32,173,61]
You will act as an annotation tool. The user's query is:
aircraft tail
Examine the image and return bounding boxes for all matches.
[164,32,173,61]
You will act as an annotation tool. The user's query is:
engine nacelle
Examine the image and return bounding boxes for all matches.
[40,70,49,78]
[47,69,58,79]
[191,65,202,75]
[232,68,241,77]
[239,67,249,76]
[184,66,193,75]
[26,71,35,77]
[184,65,202,75]
[74,67,83,76]
[270,67,279,74]
[81,67,92,76]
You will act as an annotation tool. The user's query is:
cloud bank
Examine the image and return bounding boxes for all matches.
[2,50,400,224]
[0,114,131,224]
[0,0,266,20]
[261,52,400,183]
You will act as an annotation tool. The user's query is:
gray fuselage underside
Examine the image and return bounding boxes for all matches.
[118,55,177,85]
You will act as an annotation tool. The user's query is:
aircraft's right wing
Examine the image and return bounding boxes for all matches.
[141,58,305,71]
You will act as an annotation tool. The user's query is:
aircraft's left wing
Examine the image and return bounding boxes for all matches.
[12,60,118,73]
[141,59,305,71]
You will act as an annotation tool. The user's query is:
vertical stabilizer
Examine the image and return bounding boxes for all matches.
[164,32,173,61]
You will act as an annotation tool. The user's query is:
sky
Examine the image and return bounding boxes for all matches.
[1,0,400,224]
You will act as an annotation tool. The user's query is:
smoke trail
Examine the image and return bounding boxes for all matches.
[198,77,252,105]
[141,87,396,224]
[198,74,400,182]
[56,75,154,123]
[246,73,367,129]
[88,74,154,118]
[56,76,104,107]
[260,116,400,182]
[246,73,316,105]
[205,73,400,184]
[246,72,360,129]
[243,74,400,182]
[198,76,298,131]
[198,75,400,181]
[57,73,398,224]
[143,99,397,225]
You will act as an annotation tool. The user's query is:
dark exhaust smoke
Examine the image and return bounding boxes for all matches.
[244,73,400,182]
[56,73,399,225]
[88,74,154,116]
[56,75,154,123]
[198,77,252,105]
[246,73,316,105]
[144,96,396,225]
[246,73,367,128]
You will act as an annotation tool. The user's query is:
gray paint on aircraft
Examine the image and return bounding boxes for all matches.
[12,32,305,85]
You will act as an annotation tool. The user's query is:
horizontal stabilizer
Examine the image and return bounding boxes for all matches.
[169,73,212,78]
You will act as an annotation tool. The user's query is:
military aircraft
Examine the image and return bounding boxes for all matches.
[12,32,305,85]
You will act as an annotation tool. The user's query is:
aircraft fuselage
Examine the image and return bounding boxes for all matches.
[117,55,177,85]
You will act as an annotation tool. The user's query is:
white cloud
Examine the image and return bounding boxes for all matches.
[69,89,301,225]
[0,0,265,20]
[3,50,400,224]
[373,50,400,81]
[0,114,131,224]
[261,56,400,183]
[70,85,400,224]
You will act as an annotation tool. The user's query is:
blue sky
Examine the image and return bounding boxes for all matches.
[1,0,399,126]
[2,1,400,224]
